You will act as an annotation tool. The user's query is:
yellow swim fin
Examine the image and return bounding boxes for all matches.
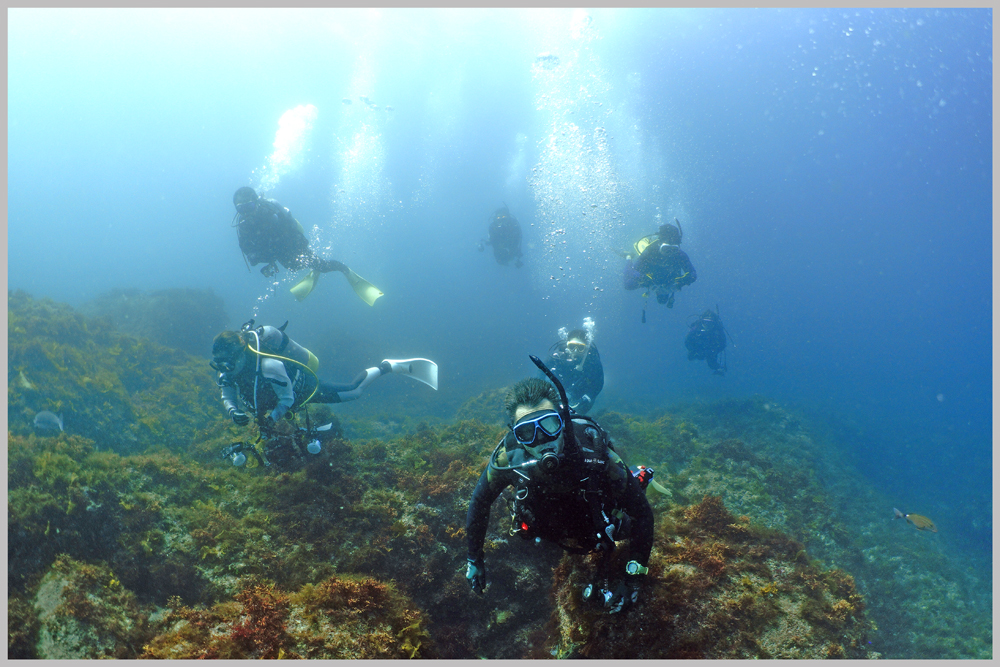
[344,268,384,306]
[290,269,321,301]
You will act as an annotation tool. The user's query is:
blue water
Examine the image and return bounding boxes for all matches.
[9,8,991,556]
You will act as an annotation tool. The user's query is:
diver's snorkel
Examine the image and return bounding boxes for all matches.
[529,354,578,463]
[487,356,579,478]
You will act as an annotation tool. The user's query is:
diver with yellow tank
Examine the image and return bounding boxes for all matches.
[211,320,438,467]
[622,218,697,318]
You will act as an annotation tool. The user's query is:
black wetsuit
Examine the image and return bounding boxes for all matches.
[685,312,727,374]
[623,237,697,306]
[546,345,605,415]
[487,207,523,266]
[466,419,653,575]
[237,199,345,274]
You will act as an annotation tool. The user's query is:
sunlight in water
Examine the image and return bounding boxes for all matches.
[254,104,318,195]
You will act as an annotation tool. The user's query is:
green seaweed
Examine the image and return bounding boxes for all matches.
[6,292,992,660]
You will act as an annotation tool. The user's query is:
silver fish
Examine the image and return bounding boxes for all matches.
[18,371,35,390]
[34,411,64,431]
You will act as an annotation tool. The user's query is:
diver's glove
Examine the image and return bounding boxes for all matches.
[604,578,640,615]
[259,415,278,436]
[466,557,486,595]
[260,262,279,277]
[229,408,250,426]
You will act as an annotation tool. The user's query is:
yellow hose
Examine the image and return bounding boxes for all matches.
[244,333,321,408]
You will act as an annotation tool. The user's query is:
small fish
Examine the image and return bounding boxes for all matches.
[893,508,937,533]
[34,411,64,432]
[359,95,370,103]
[18,370,35,390]
[385,106,394,112]
[534,52,560,69]
[341,98,352,105]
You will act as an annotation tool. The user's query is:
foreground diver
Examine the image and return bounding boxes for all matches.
[465,361,654,614]
[623,218,696,313]
[231,187,383,304]
[685,306,730,375]
[211,321,437,440]
[544,318,604,414]
[478,204,523,268]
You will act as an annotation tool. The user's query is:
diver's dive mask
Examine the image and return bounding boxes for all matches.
[235,199,257,216]
[511,410,565,474]
[211,349,245,374]
[564,339,587,361]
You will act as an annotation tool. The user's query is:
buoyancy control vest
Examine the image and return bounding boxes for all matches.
[492,414,632,553]
[233,324,320,417]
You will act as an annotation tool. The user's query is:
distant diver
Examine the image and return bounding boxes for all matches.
[623,218,697,319]
[478,204,523,268]
[685,306,731,375]
[544,318,604,414]
[211,320,438,447]
[231,186,383,305]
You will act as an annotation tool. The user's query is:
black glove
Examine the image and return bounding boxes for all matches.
[259,415,278,435]
[229,408,249,426]
[466,557,486,594]
[260,262,278,277]
[583,578,639,614]
[605,579,639,615]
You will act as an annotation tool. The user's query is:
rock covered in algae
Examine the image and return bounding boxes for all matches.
[79,287,229,357]
[8,290,228,454]
[32,555,148,659]
[534,495,878,659]
[140,574,434,659]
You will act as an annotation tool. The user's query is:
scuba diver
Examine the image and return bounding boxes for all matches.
[477,204,523,268]
[685,306,731,375]
[544,318,603,415]
[465,359,654,615]
[232,186,383,305]
[623,218,696,316]
[211,320,437,466]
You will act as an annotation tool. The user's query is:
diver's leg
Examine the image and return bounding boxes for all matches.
[310,256,348,274]
[310,362,390,404]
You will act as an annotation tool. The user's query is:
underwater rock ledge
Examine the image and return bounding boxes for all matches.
[7,292,990,659]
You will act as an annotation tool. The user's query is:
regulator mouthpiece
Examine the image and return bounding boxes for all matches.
[540,452,560,473]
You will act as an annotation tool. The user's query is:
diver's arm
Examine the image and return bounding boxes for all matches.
[622,474,655,566]
[574,394,594,414]
[220,382,241,415]
[466,466,508,562]
[584,349,604,397]
[260,358,296,421]
[677,252,697,286]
